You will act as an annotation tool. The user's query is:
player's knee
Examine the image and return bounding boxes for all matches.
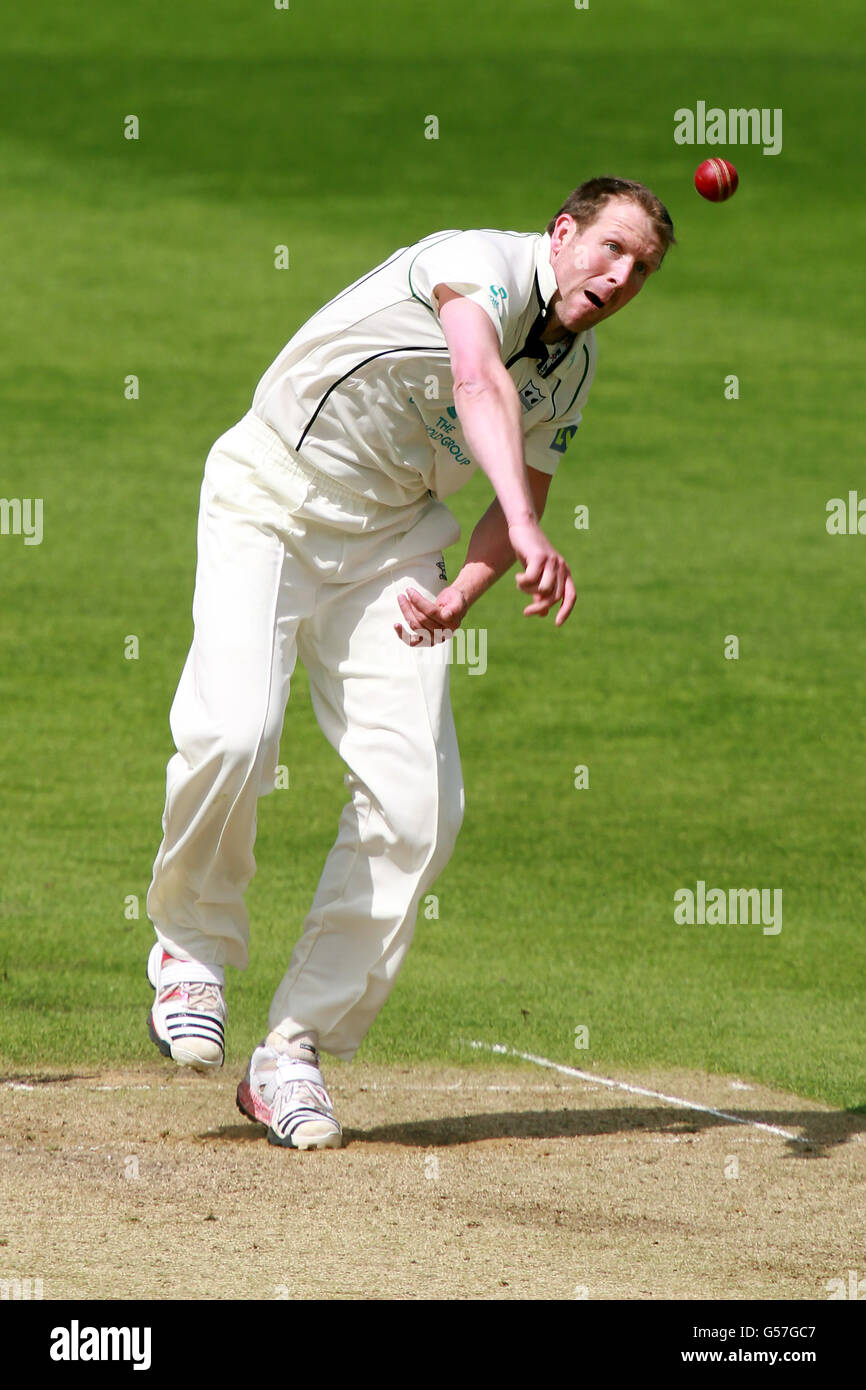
[393,774,463,866]
[202,711,283,789]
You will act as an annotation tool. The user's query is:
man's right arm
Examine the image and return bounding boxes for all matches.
[435,286,576,626]
[448,465,554,612]
[436,287,535,528]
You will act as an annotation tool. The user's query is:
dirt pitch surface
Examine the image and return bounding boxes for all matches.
[1,1060,863,1301]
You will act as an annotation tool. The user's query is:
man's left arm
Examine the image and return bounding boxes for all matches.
[395,466,555,643]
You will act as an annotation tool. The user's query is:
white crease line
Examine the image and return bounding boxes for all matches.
[462,1040,810,1144]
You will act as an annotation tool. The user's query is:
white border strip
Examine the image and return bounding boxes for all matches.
[462,1040,809,1144]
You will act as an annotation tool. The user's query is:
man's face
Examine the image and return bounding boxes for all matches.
[544,196,664,340]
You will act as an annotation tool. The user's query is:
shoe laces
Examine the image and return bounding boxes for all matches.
[272,1053,333,1114]
[162,980,224,1015]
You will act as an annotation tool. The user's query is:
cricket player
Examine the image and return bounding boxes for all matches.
[146,176,674,1148]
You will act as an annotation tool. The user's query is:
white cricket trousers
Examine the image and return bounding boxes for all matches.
[147,410,464,1060]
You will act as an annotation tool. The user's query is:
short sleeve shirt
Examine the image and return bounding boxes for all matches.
[251,228,596,507]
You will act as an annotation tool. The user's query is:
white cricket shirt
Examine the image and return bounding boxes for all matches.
[251,229,596,507]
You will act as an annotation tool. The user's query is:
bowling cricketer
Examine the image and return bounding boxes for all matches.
[145,176,675,1148]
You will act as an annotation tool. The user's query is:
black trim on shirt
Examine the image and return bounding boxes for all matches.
[296,346,449,451]
[557,342,591,416]
[505,270,577,380]
[303,247,415,329]
[505,270,549,370]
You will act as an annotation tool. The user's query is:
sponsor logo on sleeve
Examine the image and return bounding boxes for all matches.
[488,284,508,318]
[550,425,578,455]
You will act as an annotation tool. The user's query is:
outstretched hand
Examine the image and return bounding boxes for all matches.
[507,519,576,626]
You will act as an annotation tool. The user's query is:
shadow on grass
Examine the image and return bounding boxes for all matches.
[200,1105,866,1158]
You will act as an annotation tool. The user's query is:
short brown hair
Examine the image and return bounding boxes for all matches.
[546,176,676,260]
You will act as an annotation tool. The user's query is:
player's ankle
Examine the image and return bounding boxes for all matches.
[265,1028,319,1063]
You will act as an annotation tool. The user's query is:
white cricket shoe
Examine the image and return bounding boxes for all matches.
[236,1035,343,1149]
[146,942,227,1071]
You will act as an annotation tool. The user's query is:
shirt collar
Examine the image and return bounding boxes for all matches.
[502,233,575,374]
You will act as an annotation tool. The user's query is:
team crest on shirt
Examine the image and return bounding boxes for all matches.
[519,379,545,412]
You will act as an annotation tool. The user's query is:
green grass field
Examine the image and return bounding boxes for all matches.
[1,1,863,1107]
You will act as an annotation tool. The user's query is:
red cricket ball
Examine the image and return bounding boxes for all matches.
[694,158,739,202]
